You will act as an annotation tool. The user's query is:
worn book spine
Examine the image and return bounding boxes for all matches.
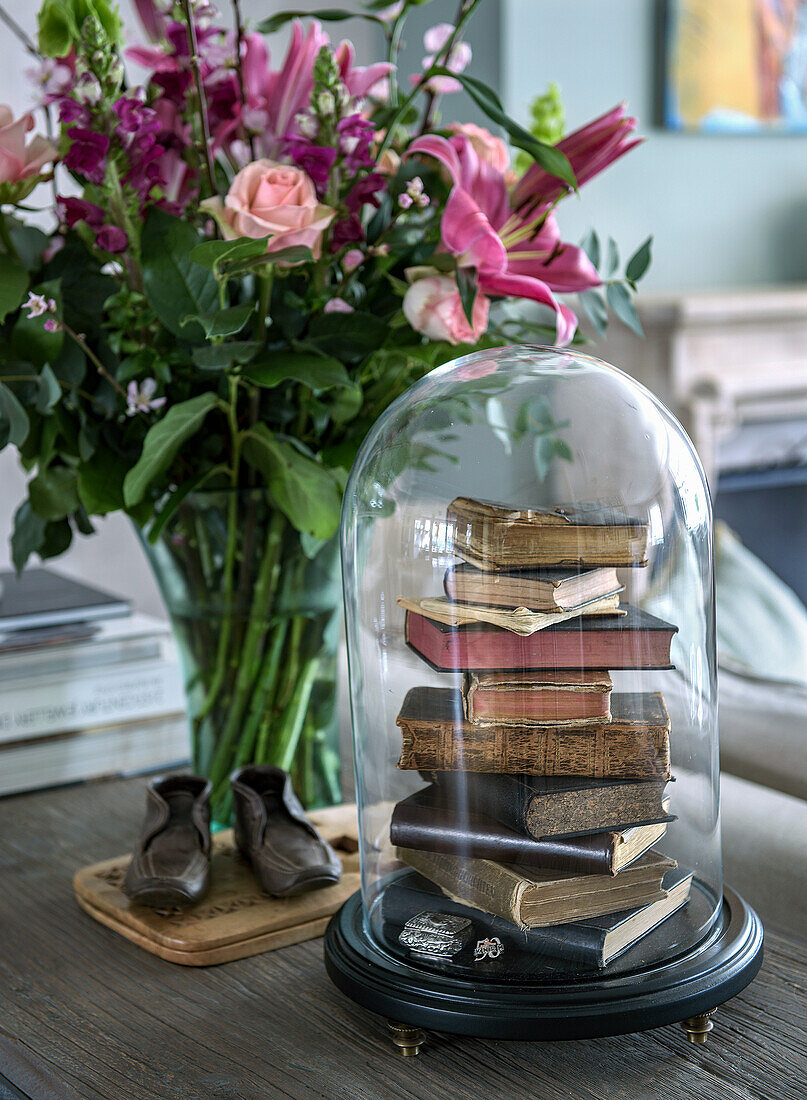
[396,846,529,926]
[397,720,670,779]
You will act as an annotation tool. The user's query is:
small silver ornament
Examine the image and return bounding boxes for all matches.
[398,911,474,960]
[474,936,504,961]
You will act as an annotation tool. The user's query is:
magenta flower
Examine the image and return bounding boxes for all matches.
[284,137,336,193]
[58,195,105,229]
[331,214,364,251]
[58,98,88,125]
[333,40,393,100]
[511,103,642,216]
[345,173,386,214]
[96,225,129,253]
[337,113,376,171]
[407,132,601,344]
[63,127,109,183]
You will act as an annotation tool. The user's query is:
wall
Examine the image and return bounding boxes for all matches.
[502,0,807,293]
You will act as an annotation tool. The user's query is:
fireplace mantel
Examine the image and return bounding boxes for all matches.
[597,286,807,484]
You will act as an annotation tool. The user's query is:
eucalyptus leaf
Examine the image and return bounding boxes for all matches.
[626,235,653,283]
[123,392,219,506]
[607,282,644,336]
[579,229,601,271]
[0,382,29,446]
[141,209,219,343]
[242,424,342,540]
[578,288,608,336]
[456,266,478,328]
[243,352,352,392]
[605,238,619,278]
[0,253,29,322]
[533,434,557,480]
[10,500,46,572]
[183,303,255,340]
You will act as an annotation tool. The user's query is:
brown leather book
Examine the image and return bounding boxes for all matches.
[464,670,613,726]
[397,688,671,780]
[389,785,673,875]
[405,604,677,672]
[396,846,676,929]
[426,771,674,839]
[447,497,651,570]
[444,563,623,612]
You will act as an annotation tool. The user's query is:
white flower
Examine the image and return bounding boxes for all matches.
[24,292,56,318]
[126,378,167,417]
[317,90,336,117]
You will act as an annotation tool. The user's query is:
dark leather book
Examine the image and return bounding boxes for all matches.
[443,563,623,612]
[526,870,693,966]
[382,868,691,969]
[405,604,677,672]
[396,846,676,928]
[397,689,671,780]
[389,785,674,875]
[426,771,674,839]
[447,497,651,570]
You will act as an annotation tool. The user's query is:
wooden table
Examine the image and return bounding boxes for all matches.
[1,777,805,1100]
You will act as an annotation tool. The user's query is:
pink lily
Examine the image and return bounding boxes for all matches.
[334,40,393,99]
[512,103,642,216]
[408,133,599,344]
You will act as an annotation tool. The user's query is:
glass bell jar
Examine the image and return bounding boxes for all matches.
[325,346,763,1049]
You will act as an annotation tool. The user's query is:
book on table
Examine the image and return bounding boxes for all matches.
[404,604,677,672]
[390,785,673,875]
[447,497,651,570]
[396,846,676,929]
[444,563,623,612]
[463,669,613,726]
[396,688,671,780]
[0,568,130,631]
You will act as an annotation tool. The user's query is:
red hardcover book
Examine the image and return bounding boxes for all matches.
[405,605,676,672]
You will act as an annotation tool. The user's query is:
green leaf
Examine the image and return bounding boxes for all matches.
[183,303,255,340]
[626,235,653,283]
[123,392,219,507]
[579,229,601,271]
[432,71,575,189]
[38,0,123,56]
[533,434,556,480]
[607,282,644,336]
[30,466,80,520]
[0,253,29,322]
[39,518,72,560]
[11,500,46,572]
[0,382,29,446]
[306,311,389,361]
[328,383,362,424]
[78,449,130,515]
[9,223,49,271]
[190,236,271,271]
[257,9,384,34]
[456,266,478,328]
[35,364,61,414]
[224,245,314,274]
[243,352,352,392]
[605,238,619,278]
[141,209,219,343]
[192,341,260,370]
[554,438,574,462]
[242,425,342,540]
[578,288,608,336]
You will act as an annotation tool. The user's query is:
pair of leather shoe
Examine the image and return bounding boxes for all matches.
[123,766,341,909]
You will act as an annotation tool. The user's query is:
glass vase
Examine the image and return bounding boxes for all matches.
[140,489,342,823]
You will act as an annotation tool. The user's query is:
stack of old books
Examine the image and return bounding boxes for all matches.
[388,497,692,969]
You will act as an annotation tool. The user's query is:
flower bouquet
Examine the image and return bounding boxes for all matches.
[0,0,650,819]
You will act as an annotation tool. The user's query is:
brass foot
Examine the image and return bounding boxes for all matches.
[387,1020,425,1057]
[681,1010,716,1044]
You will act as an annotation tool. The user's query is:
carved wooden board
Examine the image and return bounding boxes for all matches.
[73,802,361,966]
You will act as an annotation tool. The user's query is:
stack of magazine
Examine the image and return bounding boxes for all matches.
[0,569,188,796]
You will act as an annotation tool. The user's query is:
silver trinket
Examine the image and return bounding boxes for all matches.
[474,936,504,961]
[398,911,473,960]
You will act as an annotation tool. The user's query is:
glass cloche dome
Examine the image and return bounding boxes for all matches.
[326,346,762,1047]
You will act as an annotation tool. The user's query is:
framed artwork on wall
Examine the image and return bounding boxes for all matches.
[665,0,807,132]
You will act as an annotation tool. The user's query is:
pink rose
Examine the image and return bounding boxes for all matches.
[403,275,490,345]
[447,122,510,174]
[202,159,335,259]
[0,105,57,186]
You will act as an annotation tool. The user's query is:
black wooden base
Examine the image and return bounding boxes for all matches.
[324,885,763,1042]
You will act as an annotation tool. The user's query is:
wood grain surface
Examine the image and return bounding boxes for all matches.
[0,776,804,1100]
